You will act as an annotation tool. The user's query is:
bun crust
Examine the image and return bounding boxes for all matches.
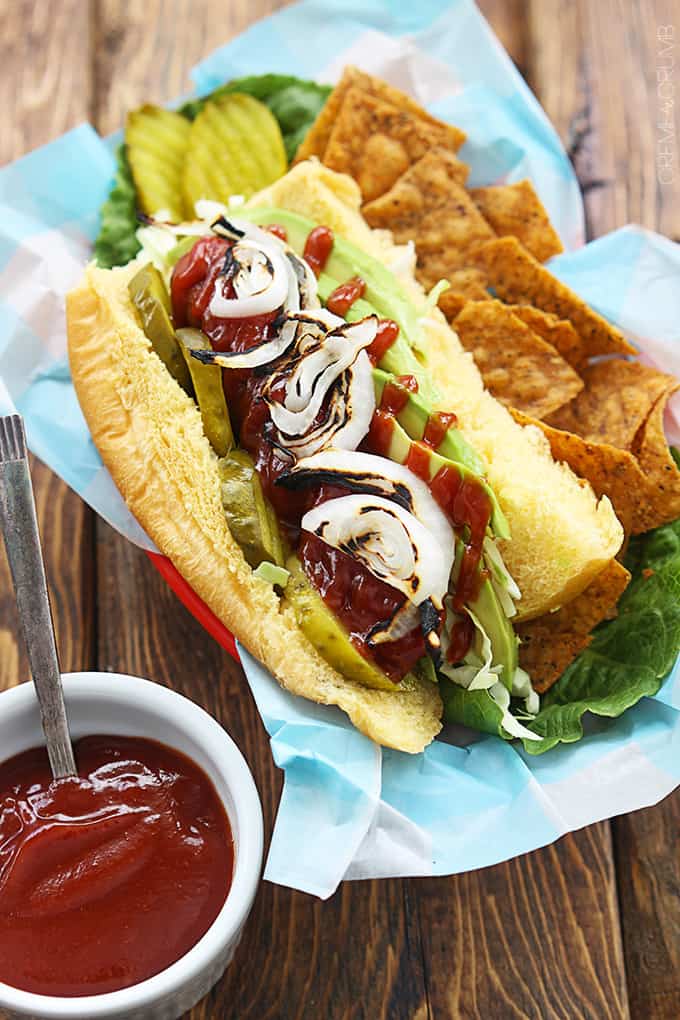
[67,263,443,753]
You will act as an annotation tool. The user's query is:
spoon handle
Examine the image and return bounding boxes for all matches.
[0,415,76,778]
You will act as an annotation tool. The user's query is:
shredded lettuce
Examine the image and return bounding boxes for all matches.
[93,145,142,270]
[442,516,680,752]
[483,536,520,618]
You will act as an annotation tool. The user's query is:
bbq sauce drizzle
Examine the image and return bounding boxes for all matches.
[171,225,494,672]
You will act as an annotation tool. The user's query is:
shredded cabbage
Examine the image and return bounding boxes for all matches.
[442,606,541,740]
[483,536,521,618]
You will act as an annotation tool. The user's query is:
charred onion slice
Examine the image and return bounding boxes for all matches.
[265,316,378,441]
[302,494,453,609]
[368,598,442,664]
[208,236,290,319]
[279,449,454,562]
[271,350,375,458]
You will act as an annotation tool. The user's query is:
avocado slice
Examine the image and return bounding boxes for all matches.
[284,556,409,691]
[375,411,509,540]
[218,450,285,568]
[372,367,484,475]
[468,577,518,691]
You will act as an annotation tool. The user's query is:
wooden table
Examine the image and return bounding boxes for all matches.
[2,2,679,1017]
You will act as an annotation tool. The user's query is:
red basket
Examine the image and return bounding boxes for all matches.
[146,551,240,663]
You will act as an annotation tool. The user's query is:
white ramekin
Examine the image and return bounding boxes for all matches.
[0,672,263,1020]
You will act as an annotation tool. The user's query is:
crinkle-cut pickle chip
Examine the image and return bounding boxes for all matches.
[125,104,190,222]
[183,93,287,212]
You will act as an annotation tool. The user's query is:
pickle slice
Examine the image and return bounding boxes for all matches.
[125,104,190,222]
[128,264,192,394]
[182,93,287,212]
[176,328,234,457]
[283,556,405,692]
[218,450,284,568]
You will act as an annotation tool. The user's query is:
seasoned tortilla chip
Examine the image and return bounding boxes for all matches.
[438,269,490,320]
[546,360,677,449]
[470,180,563,262]
[323,93,468,204]
[473,237,635,358]
[518,559,631,693]
[508,305,587,373]
[631,386,680,523]
[511,409,676,535]
[294,65,466,164]
[453,300,583,419]
[363,149,495,289]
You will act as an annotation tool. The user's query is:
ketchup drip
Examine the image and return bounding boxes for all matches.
[266,223,287,241]
[380,374,418,415]
[446,612,475,663]
[430,467,492,611]
[423,411,458,449]
[303,226,334,276]
[365,410,395,458]
[326,276,366,316]
[405,442,432,481]
[368,319,400,363]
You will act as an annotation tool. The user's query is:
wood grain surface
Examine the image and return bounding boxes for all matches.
[1,1,679,1018]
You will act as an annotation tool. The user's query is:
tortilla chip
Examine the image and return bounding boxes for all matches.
[511,409,675,535]
[324,93,469,204]
[363,149,495,289]
[546,360,678,449]
[507,305,587,373]
[518,559,631,693]
[631,387,680,524]
[472,236,635,358]
[470,180,563,262]
[453,300,583,419]
[294,66,466,164]
[438,270,490,320]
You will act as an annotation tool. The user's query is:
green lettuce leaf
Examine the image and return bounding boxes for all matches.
[442,517,680,754]
[93,145,142,270]
[94,74,330,267]
[179,73,331,161]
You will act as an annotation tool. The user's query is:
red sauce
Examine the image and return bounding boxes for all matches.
[380,375,418,416]
[447,612,475,663]
[0,735,233,998]
[299,533,426,679]
[368,319,400,363]
[266,223,287,241]
[171,236,233,325]
[365,409,395,458]
[326,276,366,316]
[303,226,334,276]
[423,411,458,449]
[430,467,492,611]
[405,441,432,481]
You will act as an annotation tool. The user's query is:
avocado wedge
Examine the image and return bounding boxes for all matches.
[468,577,518,690]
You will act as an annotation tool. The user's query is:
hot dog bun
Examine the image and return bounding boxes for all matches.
[67,262,443,753]
[68,163,623,750]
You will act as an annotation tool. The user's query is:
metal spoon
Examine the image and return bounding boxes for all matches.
[0,414,76,778]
